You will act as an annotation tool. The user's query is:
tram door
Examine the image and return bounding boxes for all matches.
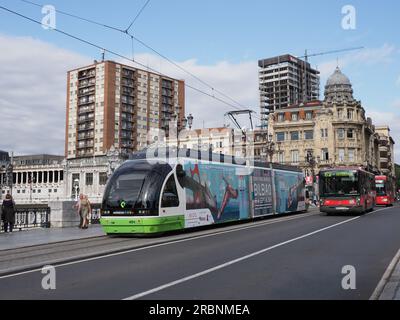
[160,173,183,216]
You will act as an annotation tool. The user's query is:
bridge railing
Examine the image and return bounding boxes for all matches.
[89,206,101,225]
[1,207,51,232]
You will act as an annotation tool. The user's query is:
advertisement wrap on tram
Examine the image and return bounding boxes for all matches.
[100,149,307,235]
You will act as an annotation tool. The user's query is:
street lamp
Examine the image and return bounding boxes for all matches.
[264,134,276,163]
[187,114,194,130]
[73,178,80,201]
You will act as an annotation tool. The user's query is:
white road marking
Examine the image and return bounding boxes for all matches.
[124,206,395,300]
[0,211,316,280]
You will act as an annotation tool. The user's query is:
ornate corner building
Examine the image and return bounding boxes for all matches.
[267,67,395,180]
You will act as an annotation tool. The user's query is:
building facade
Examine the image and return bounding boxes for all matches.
[66,60,185,159]
[0,152,125,204]
[375,126,396,177]
[259,54,320,126]
[1,155,65,203]
[268,67,384,181]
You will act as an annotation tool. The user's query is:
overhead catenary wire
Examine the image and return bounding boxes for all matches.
[0,4,254,115]
[17,0,251,113]
[125,0,151,33]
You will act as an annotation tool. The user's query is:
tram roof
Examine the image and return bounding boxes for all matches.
[129,147,303,173]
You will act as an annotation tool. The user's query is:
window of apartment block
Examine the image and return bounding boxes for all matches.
[338,149,345,163]
[291,113,299,121]
[278,113,285,122]
[291,131,299,141]
[347,129,354,139]
[348,149,355,162]
[337,128,345,139]
[321,148,329,161]
[305,112,313,120]
[86,173,93,186]
[291,150,299,164]
[276,132,285,142]
[304,130,314,140]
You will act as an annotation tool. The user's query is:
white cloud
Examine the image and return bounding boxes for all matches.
[0,34,90,155]
[0,34,260,156]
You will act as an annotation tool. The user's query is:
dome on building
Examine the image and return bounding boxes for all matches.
[324,66,355,104]
[326,67,351,86]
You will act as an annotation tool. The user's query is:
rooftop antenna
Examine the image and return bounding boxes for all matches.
[101,49,105,62]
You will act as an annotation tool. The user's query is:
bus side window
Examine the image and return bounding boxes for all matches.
[161,175,180,208]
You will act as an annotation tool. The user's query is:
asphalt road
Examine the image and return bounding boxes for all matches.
[1,205,399,300]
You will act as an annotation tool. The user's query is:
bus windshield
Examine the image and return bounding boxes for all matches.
[375,181,386,196]
[320,171,359,197]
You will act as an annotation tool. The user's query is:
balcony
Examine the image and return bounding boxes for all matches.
[78,106,95,115]
[79,79,96,88]
[78,69,96,80]
[78,87,95,96]
[78,96,95,106]
[77,133,94,141]
[78,115,95,124]
[77,142,94,149]
[78,124,95,131]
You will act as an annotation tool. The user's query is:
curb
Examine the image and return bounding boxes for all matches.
[370,248,400,300]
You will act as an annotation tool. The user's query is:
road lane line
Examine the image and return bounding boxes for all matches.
[370,248,400,300]
[124,206,396,300]
[0,211,317,280]
[123,216,361,300]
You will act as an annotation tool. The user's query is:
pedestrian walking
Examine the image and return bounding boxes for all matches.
[80,195,92,230]
[1,194,16,233]
[74,194,84,229]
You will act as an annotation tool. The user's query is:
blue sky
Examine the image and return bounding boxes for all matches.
[0,0,399,159]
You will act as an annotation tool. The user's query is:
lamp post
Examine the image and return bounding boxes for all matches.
[264,134,276,163]
[305,152,320,201]
[187,114,194,130]
[169,113,194,149]
[73,178,80,201]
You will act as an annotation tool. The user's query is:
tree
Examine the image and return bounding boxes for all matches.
[395,164,400,190]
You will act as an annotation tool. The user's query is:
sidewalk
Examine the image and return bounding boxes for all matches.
[373,249,400,300]
[0,225,105,251]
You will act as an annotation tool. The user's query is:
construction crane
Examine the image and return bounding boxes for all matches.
[298,46,364,103]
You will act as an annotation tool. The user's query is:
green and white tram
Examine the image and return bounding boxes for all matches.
[100,148,306,235]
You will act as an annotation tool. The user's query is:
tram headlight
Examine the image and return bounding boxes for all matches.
[356,197,361,206]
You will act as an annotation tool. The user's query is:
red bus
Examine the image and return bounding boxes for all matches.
[375,175,395,206]
[319,168,375,215]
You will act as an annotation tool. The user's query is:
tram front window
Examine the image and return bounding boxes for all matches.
[107,172,148,208]
[102,161,172,215]
[320,171,359,197]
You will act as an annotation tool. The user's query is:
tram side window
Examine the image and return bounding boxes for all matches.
[161,176,180,208]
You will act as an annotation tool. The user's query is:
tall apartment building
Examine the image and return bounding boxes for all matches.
[65,60,185,159]
[259,54,320,127]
